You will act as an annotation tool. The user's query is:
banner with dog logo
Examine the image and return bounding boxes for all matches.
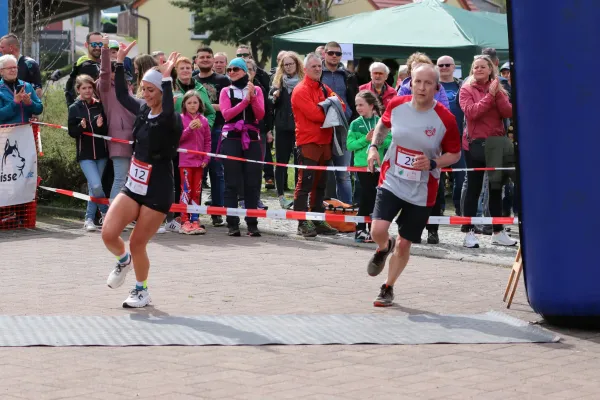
[0,125,37,207]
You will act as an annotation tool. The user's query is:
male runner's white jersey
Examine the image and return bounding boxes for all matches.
[379,95,461,207]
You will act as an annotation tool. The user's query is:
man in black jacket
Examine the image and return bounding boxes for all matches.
[0,33,42,98]
[65,31,102,106]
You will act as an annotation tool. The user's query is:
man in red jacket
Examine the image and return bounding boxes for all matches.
[291,53,344,238]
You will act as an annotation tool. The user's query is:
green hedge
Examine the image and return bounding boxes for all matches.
[37,86,87,206]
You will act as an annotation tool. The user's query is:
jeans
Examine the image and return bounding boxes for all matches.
[208,127,225,208]
[79,158,109,220]
[325,150,353,204]
[110,157,130,200]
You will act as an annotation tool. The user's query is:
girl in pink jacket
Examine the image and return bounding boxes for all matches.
[179,90,211,235]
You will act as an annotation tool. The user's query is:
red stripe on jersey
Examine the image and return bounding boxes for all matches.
[378,159,391,187]
[426,173,439,207]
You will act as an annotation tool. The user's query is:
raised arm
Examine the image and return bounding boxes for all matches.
[115,41,143,114]
[98,36,112,93]
[495,90,512,119]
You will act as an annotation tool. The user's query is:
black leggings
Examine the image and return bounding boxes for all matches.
[464,150,503,232]
[222,138,263,227]
[356,171,379,232]
[275,129,298,196]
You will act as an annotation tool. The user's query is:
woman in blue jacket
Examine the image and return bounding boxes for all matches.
[0,55,43,124]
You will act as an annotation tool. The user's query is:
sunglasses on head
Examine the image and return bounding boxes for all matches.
[227,67,242,73]
[437,63,453,68]
[89,42,103,48]
[236,53,250,58]
[326,51,342,57]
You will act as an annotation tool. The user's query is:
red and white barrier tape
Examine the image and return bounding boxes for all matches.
[32,121,516,174]
[39,186,519,225]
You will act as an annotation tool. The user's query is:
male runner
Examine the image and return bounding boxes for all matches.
[365,64,461,307]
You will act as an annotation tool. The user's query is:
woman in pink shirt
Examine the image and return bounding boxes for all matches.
[219,58,265,237]
[459,55,515,248]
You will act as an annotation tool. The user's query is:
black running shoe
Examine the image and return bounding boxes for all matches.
[367,237,395,277]
[228,225,241,237]
[212,216,225,227]
[247,225,261,237]
[374,284,394,307]
[427,231,439,244]
[297,221,318,238]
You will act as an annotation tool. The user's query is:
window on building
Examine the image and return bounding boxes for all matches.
[190,14,209,39]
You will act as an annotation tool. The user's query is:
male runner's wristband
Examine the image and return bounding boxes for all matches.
[368,144,378,151]
[429,159,437,171]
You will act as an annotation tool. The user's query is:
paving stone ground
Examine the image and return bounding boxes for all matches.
[0,216,598,400]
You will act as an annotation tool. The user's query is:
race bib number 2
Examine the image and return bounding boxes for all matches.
[395,146,422,182]
[125,158,152,196]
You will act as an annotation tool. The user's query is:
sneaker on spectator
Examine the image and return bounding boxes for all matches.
[355,230,370,243]
[180,221,194,235]
[257,199,268,210]
[212,216,225,227]
[165,218,181,233]
[247,225,261,237]
[265,179,275,189]
[156,224,167,234]
[279,196,294,210]
[427,231,439,244]
[313,220,338,235]
[297,221,317,238]
[84,219,97,232]
[463,230,480,248]
[192,221,206,235]
[228,225,241,237]
[491,230,517,246]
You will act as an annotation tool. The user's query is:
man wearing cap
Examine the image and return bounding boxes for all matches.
[499,61,511,98]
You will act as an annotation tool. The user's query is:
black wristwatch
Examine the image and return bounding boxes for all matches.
[429,159,437,171]
[368,144,378,151]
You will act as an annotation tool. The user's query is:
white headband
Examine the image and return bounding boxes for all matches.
[141,69,164,92]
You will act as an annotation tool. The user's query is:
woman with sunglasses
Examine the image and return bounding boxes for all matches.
[101,41,182,308]
[219,58,265,237]
[269,51,304,209]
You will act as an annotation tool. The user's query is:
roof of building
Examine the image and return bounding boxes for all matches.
[368,0,478,11]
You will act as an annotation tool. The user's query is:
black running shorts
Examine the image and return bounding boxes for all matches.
[372,187,432,243]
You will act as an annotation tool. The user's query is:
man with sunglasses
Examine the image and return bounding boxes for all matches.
[235,45,271,100]
[320,41,359,205]
[65,31,103,106]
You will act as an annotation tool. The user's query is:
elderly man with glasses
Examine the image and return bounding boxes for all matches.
[359,62,397,111]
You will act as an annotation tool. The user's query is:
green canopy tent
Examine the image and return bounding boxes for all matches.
[272,0,508,71]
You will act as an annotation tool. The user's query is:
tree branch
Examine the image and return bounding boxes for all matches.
[237,15,310,42]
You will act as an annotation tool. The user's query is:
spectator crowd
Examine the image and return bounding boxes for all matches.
[0,32,517,248]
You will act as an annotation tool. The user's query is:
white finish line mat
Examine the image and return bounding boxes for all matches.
[0,312,559,347]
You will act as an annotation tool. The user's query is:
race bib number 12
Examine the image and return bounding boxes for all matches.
[125,157,152,196]
[395,146,422,182]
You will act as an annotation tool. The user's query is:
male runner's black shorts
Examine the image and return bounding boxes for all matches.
[372,187,432,243]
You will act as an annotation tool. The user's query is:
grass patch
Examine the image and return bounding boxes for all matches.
[37,86,87,206]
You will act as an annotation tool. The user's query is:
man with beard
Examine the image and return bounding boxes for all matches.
[65,31,102,106]
[193,47,230,227]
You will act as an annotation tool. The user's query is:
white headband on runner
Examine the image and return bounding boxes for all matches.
[141,69,164,92]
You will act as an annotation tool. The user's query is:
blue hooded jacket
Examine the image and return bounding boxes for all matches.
[397,77,450,109]
[0,79,43,124]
